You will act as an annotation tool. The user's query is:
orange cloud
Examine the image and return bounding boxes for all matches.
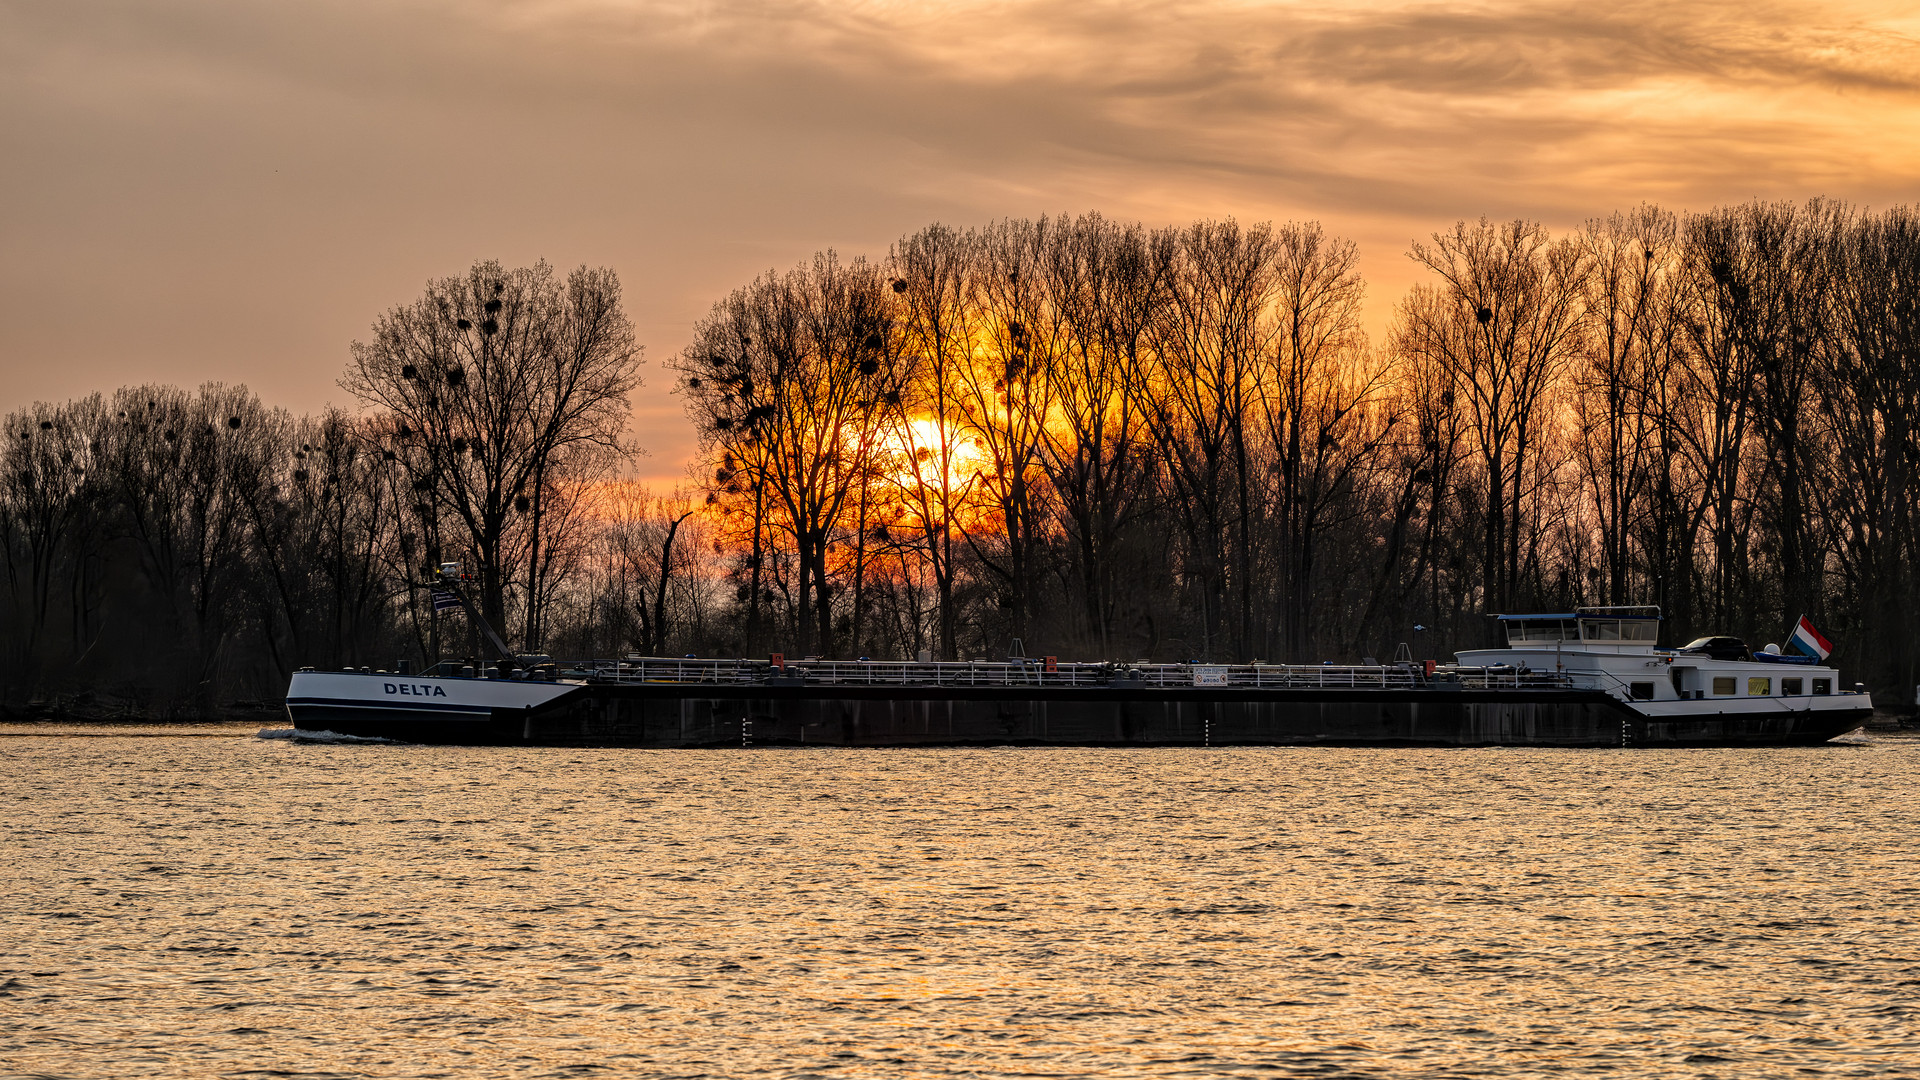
[4,0,1915,491]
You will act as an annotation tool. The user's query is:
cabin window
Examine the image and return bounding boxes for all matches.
[1712,676,1736,695]
[1748,677,1771,696]
[1782,678,1803,695]
[1813,678,1831,695]
[1629,682,1654,700]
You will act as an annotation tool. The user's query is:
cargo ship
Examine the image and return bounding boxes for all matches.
[282,606,1870,748]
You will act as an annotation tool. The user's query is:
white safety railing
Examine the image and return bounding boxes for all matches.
[560,657,1575,691]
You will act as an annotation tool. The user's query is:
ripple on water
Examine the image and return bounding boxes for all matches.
[1,735,1918,1078]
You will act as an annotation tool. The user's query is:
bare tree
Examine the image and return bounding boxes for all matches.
[1685,201,1842,632]
[1257,222,1383,660]
[1573,207,1680,607]
[599,482,704,655]
[1,396,107,695]
[230,408,402,675]
[887,224,982,659]
[1818,205,1920,693]
[960,217,1067,650]
[342,260,642,653]
[98,385,273,707]
[1143,219,1276,659]
[677,252,897,656]
[1036,214,1174,655]
[1399,219,1589,613]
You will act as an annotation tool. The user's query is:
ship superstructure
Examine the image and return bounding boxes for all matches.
[1456,606,1863,727]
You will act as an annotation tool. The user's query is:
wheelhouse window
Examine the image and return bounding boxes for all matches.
[1813,678,1831,695]
[1782,678,1803,695]
[1505,619,1578,644]
[1629,682,1654,700]
[1712,676,1736,696]
[1748,677,1771,696]
[1581,619,1659,643]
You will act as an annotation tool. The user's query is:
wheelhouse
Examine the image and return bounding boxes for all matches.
[1498,606,1661,649]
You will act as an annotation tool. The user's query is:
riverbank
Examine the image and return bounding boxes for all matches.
[0,694,284,725]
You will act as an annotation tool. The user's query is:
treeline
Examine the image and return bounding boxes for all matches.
[1,386,407,713]
[678,202,1920,696]
[0,261,667,715]
[5,201,1919,715]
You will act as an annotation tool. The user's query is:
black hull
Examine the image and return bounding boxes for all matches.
[288,683,1870,749]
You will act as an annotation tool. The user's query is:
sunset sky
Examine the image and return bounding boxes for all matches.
[5,0,1918,486]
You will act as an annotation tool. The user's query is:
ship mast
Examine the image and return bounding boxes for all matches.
[430,562,516,661]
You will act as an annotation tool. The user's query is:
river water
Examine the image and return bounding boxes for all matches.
[2,726,1916,1079]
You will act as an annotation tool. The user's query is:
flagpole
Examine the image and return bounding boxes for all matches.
[429,563,516,662]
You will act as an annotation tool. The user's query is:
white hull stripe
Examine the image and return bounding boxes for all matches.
[286,696,495,715]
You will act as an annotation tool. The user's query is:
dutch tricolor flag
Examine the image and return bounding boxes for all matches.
[1787,615,1833,661]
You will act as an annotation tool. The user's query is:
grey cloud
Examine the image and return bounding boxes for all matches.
[1264,2,1920,95]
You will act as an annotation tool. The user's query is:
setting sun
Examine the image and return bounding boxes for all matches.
[891,416,992,492]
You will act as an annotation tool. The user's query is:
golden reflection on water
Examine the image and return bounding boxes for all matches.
[1,733,1917,1077]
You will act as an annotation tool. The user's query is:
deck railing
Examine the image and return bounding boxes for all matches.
[559,657,1575,691]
